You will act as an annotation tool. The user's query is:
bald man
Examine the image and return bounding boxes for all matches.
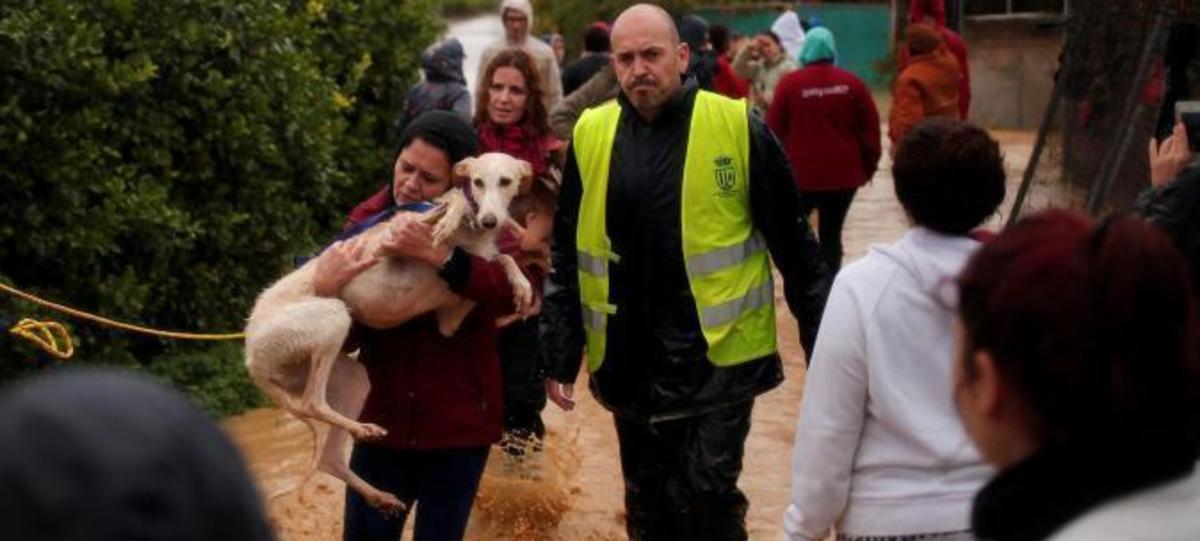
[540,4,831,539]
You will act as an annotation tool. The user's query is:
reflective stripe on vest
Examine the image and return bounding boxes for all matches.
[572,91,777,371]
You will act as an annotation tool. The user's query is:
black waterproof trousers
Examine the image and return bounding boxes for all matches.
[798,188,857,275]
[612,400,754,541]
[498,317,547,447]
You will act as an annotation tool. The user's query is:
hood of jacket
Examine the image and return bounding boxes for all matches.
[873,227,981,309]
[0,369,273,541]
[800,27,837,66]
[421,38,466,84]
[679,14,709,52]
[500,0,534,44]
[771,10,807,61]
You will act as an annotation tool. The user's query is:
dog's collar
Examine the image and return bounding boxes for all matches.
[398,201,437,213]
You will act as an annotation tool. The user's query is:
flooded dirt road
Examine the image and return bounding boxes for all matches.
[225,129,1038,540]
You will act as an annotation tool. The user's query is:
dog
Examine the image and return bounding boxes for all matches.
[244,153,535,513]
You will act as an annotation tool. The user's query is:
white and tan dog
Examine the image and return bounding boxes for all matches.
[244,153,535,512]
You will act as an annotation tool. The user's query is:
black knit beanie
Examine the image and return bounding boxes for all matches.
[396,110,479,165]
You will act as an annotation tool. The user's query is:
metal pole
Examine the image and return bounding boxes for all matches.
[1085,0,1171,214]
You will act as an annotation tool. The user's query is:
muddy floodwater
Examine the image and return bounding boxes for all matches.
[224,126,1037,540]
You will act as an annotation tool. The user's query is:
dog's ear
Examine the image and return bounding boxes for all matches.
[452,157,475,188]
[516,160,534,194]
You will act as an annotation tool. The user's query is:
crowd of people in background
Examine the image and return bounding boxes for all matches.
[6,1,1200,541]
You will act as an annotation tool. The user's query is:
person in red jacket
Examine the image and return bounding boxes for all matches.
[314,111,535,541]
[903,0,971,119]
[908,0,946,27]
[710,23,750,99]
[768,27,881,273]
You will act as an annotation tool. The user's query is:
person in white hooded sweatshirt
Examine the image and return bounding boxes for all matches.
[478,0,563,112]
[785,119,1007,541]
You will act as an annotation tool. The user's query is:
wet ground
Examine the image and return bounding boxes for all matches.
[224,118,1039,540]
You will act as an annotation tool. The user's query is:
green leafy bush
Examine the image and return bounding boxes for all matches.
[144,342,267,417]
[0,0,438,414]
[441,0,495,18]
[532,0,696,59]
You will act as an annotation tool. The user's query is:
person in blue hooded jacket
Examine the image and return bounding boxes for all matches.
[395,38,472,138]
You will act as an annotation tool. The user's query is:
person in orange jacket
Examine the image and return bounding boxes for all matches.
[902,0,971,119]
[889,24,960,149]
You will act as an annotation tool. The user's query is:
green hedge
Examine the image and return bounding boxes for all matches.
[0,0,439,416]
[533,0,697,60]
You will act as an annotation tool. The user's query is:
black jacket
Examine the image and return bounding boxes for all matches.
[1138,165,1200,293]
[540,80,830,421]
[562,53,610,97]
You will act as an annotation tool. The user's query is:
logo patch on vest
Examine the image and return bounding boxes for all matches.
[714,155,739,197]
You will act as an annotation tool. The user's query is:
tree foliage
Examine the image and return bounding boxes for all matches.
[0,0,439,414]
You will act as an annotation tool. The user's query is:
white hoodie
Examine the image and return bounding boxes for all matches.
[771,11,806,62]
[784,227,993,540]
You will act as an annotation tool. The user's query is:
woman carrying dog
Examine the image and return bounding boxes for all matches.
[475,48,564,459]
[785,120,1004,540]
[956,210,1200,539]
[314,111,533,541]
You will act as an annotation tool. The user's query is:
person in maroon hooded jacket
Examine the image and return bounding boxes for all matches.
[768,27,881,273]
[314,111,535,541]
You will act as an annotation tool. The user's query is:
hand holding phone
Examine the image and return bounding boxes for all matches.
[1150,122,1193,187]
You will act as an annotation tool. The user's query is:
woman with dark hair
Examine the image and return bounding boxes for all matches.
[733,29,797,113]
[786,119,1005,541]
[475,48,563,458]
[956,210,1200,540]
[314,111,534,541]
[0,369,273,541]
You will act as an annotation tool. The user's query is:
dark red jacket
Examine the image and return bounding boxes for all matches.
[349,232,534,451]
[766,61,882,192]
[909,0,946,26]
[476,121,563,178]
[713,55,749,99]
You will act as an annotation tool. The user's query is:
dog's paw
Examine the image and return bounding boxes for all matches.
[367,490,407,517]
[349,422,388,441]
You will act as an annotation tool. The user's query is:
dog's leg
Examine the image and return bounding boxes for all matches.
[291,299,388,441]
[319,355,406,516]
[430,189,471,246]
[497,253,534,316]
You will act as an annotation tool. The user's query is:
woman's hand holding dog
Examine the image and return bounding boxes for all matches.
[379,217,453,267]
[314,236,380,297]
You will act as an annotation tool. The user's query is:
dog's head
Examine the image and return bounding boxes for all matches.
[452,153,533,230]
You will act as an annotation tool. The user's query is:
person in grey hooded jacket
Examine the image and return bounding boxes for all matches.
[395,38,472,138]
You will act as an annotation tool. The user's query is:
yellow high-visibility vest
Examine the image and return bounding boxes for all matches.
[572,91,777,373]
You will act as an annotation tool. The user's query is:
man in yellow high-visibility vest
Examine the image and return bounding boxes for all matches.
[540,4,831,539]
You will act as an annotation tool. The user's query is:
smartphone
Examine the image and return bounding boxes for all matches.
[1174,101,1200,151]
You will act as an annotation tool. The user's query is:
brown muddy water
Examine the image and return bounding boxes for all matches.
[223,131,1037,540]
